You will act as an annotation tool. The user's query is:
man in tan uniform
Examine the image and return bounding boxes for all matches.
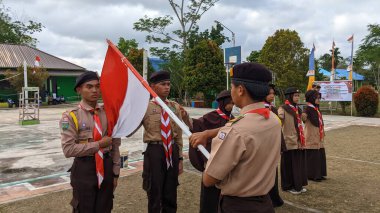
[141,71,185,213]
[194,63,281,213]
[60,71,121,213]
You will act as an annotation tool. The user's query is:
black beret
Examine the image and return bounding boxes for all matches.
[216,90,231,101]
[150,70,170,84]
[284,87,300,95]
[74,71,99,91]
[230,62,272,83]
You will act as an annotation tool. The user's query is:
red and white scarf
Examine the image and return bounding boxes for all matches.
[80,104,104,188]
[285,100,306,147]
[216,108,230,120]
[306,102,324,141]
[245,107,271,119]
[153,100,173,169]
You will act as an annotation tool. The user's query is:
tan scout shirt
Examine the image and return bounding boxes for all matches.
[60,100,121,176]
[142,99,184,157]
[205,102,281,197]
[278,107,301,150]
[304,119,325,149]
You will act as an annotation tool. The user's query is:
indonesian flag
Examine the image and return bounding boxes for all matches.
[35,56,41,67]
[100,42,150,137]
[347,34,354,42]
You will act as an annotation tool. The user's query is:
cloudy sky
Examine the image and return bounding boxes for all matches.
[3,0,379,72]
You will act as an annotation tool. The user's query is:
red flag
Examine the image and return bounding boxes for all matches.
[347,35,354,42]
[35,56,41,67]
[100,43,150,137]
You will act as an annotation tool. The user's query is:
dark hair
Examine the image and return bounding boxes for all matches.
[232,80,267,101]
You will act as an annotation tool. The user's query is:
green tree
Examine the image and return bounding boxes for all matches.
[183,39,225,105]
[317,47,344,70]
[0,1,43,46]
[258,29,309,90]
[4,66,49,92]
[133,0,219,53]
[117,37,138,56]
[246,50,261,63]
[356,24,380,90]
[117,37,155,77]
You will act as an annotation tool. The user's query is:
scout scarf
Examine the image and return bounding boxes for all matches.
[284,100,305,147]
[245,107,270,119]
[306,102,324,141]
[153,99,173,169]
[79,104,105,188]
[216,108,230,120]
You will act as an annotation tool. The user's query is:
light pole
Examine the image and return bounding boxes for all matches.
[215,20,236,90]
[214,20,235,47]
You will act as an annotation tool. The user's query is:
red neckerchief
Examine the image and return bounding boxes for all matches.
[79,104,104,188]
[306,102,324,141]
[216,108,230,120]
[245,106,270,119]
[285,100,306,147]
[152,99,173,169]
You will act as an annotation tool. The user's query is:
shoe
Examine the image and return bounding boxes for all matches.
[301,188,307,193]
[287,189,302,195]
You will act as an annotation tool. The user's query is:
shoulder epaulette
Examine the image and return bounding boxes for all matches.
[227,115,244,126]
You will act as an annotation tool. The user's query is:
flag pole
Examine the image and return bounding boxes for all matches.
[106,39,210,159]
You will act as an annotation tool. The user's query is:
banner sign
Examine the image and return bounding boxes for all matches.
[317,80,353,101]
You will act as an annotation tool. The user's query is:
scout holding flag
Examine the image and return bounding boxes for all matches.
[191,63,282,212]
[182,90,234,213]
[60,71,121,213]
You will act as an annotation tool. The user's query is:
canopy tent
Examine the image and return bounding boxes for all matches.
[319,68,365,81]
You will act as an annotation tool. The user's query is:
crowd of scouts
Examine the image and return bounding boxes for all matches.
[60,62,326,213]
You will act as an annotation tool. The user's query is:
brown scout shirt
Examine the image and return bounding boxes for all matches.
[278,107,301,150]
[142,99,184,158]
[60,100,121,176]
[303,119,325,149]
[205,102,281,197]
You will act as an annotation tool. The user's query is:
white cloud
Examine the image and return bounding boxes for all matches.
[3,0,379,70]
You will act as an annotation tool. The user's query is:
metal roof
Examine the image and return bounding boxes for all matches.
[0,43,86,71]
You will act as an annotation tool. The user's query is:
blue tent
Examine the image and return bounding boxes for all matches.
[319,68,365,81]
[148,58,167,71]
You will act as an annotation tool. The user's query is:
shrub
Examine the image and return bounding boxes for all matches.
[354,86,379,117]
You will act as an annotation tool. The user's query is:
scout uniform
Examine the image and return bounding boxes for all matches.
[265,84,285,208]
[142,71,184,213]
[303,90,327,181]
[278,87,308,194]
[187,90,233,213]
[204,63,281,213]
[60,71,121,213]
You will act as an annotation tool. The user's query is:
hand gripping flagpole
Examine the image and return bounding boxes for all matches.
[106,39,210,159]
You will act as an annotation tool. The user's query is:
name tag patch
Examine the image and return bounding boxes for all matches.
[218,132,226,140]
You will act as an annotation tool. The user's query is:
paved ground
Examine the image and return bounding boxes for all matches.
[1,105,380,206]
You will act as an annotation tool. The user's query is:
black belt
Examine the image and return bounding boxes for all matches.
[223,194,267,200]
[146,141,176,145]
[76,152,110,160]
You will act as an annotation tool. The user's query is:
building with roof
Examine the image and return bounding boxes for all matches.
[0,44,86,102]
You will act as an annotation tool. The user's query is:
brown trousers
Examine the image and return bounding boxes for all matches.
[70,153,114,213]
[142,143,179,213]
[219,194,274,213]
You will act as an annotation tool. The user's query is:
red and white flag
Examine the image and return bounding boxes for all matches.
[347,34,354,42]
[34,56,41,67]
[100,43,150,137]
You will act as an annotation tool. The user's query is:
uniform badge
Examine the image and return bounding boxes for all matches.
[61,117,69,130]
[218,132,226,140]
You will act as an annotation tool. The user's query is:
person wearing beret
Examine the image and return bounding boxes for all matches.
[191,63,281,212]
[141,70,187,213]
[278,87,308,195]
[182,90,234,213]
[60,71,121,213]
[302,90,327,182]
[265,84,285,207]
